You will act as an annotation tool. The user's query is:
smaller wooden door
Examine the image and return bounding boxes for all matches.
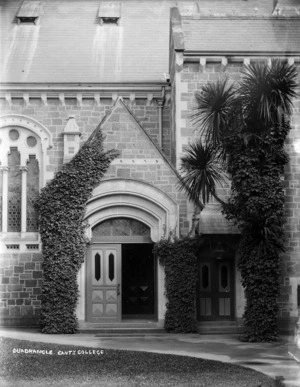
[198,258,234,320]
[87,245,121,322]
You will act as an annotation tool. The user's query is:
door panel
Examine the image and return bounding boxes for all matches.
[87,245,121,322]
[217,262,232,317]
[199,263,213,317]
[198,258,234,321]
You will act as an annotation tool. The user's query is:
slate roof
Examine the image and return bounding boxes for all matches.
[178,0,274,17]
[1,0,299,84]
[0,0,171,83]
[182,17,300,55]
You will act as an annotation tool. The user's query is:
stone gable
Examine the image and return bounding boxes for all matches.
[94,98,190,235]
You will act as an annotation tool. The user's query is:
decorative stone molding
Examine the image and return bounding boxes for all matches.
[94,93,100,106]
[23,93,30,107]
[5,93,11,107]
[0,114,52,148]
[59,93,65,106]
[176,52,184,72]
[164,92,171,106]
[129,92,135,106]
[76,93,83,107]
[0,85,172,106]
[243,57,251,66]
[147,93,153,106]
[199,57,206,72]
[221,57,228,71]
[62,115,81,163]
[0,114,53,186]
[41,92,47,106]
[85,178,178,242]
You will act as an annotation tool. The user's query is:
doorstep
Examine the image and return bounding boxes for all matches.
[197,320,244,334]
[78,320,165,335]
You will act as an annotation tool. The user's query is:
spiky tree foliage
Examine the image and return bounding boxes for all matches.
[179,61,297,341]
[180,142,226,209]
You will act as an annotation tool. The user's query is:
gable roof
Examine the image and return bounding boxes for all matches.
[182,17,300,55]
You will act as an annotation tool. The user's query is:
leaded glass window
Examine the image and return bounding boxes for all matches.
[0,125,42,234]
[92,218,151,238]
[8,148,21,232]
[26,155,39,232]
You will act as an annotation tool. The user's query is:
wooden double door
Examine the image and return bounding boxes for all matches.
[87,244,155,322]
[197,257,235,321]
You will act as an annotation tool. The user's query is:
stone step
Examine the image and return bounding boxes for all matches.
[79,321,243,335]
[197,321,239,327]
[78,321,165,335]
[93,329,166,336]
[197,321,244,334]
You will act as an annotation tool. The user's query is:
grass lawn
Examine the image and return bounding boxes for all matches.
[0,337,281,387]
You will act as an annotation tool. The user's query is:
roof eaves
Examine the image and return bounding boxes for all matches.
[183,51,300,57]
[181,15,300,20]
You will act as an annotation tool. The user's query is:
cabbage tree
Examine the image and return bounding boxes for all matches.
[179,61,297,341]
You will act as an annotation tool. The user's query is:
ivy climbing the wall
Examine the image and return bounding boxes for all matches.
[154,237,202,333]
[35,129,117,333]
[223,120,290,341]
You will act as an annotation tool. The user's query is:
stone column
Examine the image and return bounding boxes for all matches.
[20,166,28,233]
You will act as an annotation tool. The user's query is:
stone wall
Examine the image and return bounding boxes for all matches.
[280,63,300,329]
[0,251,43,326]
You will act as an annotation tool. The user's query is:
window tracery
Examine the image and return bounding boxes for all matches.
[0,116,50,237]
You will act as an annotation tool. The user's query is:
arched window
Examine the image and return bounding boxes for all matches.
[92,217,151,242]
[0,115,52,239]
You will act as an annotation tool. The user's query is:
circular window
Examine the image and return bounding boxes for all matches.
[9,129,20,141]
[27,136,37,147]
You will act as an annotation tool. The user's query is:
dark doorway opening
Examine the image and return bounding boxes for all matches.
[122,244,156,319]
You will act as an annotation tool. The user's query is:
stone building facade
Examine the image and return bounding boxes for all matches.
[169,4,300,330]
[0,0,299,332]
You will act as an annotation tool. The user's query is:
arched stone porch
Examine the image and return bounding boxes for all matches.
[76,178,178,328]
